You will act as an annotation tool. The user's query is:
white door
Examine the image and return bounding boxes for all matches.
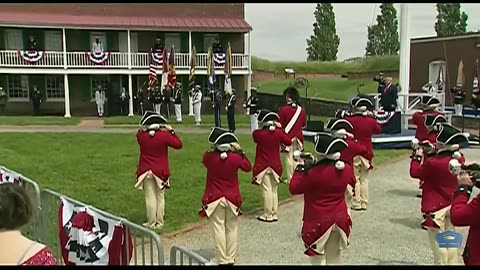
[5,29,23,50]
[90,32,107,51]
[44,30,62,51]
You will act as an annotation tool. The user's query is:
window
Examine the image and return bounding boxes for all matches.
[44,31,62,51]
[5,29,23,50]
[118,32,138,53]
[45,76,64,99]
[7,75,29,100]
[90,75,109,99]
[90,32,107,51]
[164,33,181,51]
[428,60,446,91]
[203,34,219,52]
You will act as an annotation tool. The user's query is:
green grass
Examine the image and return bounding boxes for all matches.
[252,55,400,74]
[0,133,409,234]
[257,77,382,102]
[105,114,329,127]
[0,116,80,126]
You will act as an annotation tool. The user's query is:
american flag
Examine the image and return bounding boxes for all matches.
[148,53,157,89]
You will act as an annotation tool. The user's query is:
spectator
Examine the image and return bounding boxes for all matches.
[0,183,56,265]
[379,77,398,112]
[0,87,7,115]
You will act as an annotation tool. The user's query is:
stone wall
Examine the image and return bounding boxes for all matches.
[252,70,341,84]
[345,70,399,80]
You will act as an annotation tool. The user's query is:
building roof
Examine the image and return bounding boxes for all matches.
[411,32,480,44]
[0,11,252,32]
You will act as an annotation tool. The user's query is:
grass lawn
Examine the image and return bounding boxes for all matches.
[0,116,80,126]
[104,114,330,127]
[257,77,384,102]
[0,133,410,234]
[252,55,399,74]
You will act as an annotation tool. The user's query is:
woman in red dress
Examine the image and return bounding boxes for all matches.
[0,183,56,265]
[289,133,354,265]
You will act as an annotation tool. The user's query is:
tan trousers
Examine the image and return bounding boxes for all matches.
[143,176,165,228]
[345,187,354,216]
[259,171,279,221]
[282,139,302,181]
[309,227,342,265]
[426,208,459,265]
[351,156,370,210]
[209,198,239,265]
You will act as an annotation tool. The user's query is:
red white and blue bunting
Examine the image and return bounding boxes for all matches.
[85,51,111,65]
[214,53,226,66]
[374,110,396,124]
[17,50,45,64]
[151,51,164,66]
[0,167,22,185]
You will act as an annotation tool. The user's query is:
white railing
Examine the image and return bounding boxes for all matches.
[0,50,249,70]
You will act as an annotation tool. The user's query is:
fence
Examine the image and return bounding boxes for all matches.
[39,189,165,265]
[170,245,214,265]
[0,166,42,242]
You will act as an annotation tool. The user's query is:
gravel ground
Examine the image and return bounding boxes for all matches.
[160,147,480,265]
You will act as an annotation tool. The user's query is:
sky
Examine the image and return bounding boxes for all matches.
[245,3,480,61]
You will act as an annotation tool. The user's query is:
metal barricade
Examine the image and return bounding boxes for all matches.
[170,245,213,265]
[39,188,165,265]
[0,166,42,242]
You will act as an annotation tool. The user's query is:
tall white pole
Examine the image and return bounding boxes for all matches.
[188,30,194,116]
[399,4,411,130]
[62,28,71,118]
[246,31,252,115]
[127,29,134,117]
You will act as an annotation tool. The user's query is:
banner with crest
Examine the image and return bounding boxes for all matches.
[85,51,111,65]
[17,50,45,64]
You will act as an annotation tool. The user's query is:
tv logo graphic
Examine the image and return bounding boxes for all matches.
[435,231,463,248]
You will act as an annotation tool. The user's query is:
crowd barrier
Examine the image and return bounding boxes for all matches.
[1,165,211,266]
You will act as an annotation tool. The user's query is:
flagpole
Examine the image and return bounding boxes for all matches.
[399,3,411,130]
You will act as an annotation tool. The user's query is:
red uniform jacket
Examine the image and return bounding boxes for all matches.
[341,137,368,187]
[289,161,354,256]
[278,104,307,144]
[410,152,466,221]
[136,130,183,181]
[426,131,437,144]
[450,191,480,266]
[252,128,292,180]
[412,111,444,142]
[344,115,382,161]
[199,150,252,217]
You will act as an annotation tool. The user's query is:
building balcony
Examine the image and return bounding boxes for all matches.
[0,50,250,75]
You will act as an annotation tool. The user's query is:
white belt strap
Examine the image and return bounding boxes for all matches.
[285,105,302,134]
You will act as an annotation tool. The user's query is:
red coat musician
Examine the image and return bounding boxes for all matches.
[410,123,468,265]
[135,111,183,230]
[343,97,381,211]
[412,96,445,142]
[289,133,353,265]
[450,175,480,266]
[252,109,292,222]
[199,128,252,265]
[278,87,307,181]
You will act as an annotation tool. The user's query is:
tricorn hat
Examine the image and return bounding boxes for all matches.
[421,96,440,106]
[325,118,353,133]
[139,111,167,126]
[283,86,300,102]
[256,109,279,123]
[350,97,373,110]
[314,133,348,155]
[424,114,447,128]
[208,127,238,145]
[436,123,468,145]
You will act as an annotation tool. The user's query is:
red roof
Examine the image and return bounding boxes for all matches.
[0,11,252,32]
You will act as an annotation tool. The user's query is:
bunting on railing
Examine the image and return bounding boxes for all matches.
[0,167,22,185]
[213,52,226,66]
[374,110,396,124]
[17,50,45,64]
[85,51,111,65]
[151,50,164,66]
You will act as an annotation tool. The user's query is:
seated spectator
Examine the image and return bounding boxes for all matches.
[0,183,57,265]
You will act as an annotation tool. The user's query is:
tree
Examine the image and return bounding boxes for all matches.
[435,3,469,37]
[365,3,400,56]
[306,3,340,61]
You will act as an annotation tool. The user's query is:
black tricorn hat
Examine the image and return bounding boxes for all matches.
[424,114,447,127]
[325,118,353,132]
[436,123,468,145]
[350,97,373,109]
[208,127,238,145]
[314,133,348,155]
[421,96,440,106]
[283,86,300,101]
[139,111,167,126]
[256,109,279,123]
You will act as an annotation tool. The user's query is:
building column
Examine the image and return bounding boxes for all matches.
[188,30,194,116]
[399,4,410,130]
[62,28,71,118]
[127,29,134,116]
[246,31,252,115]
